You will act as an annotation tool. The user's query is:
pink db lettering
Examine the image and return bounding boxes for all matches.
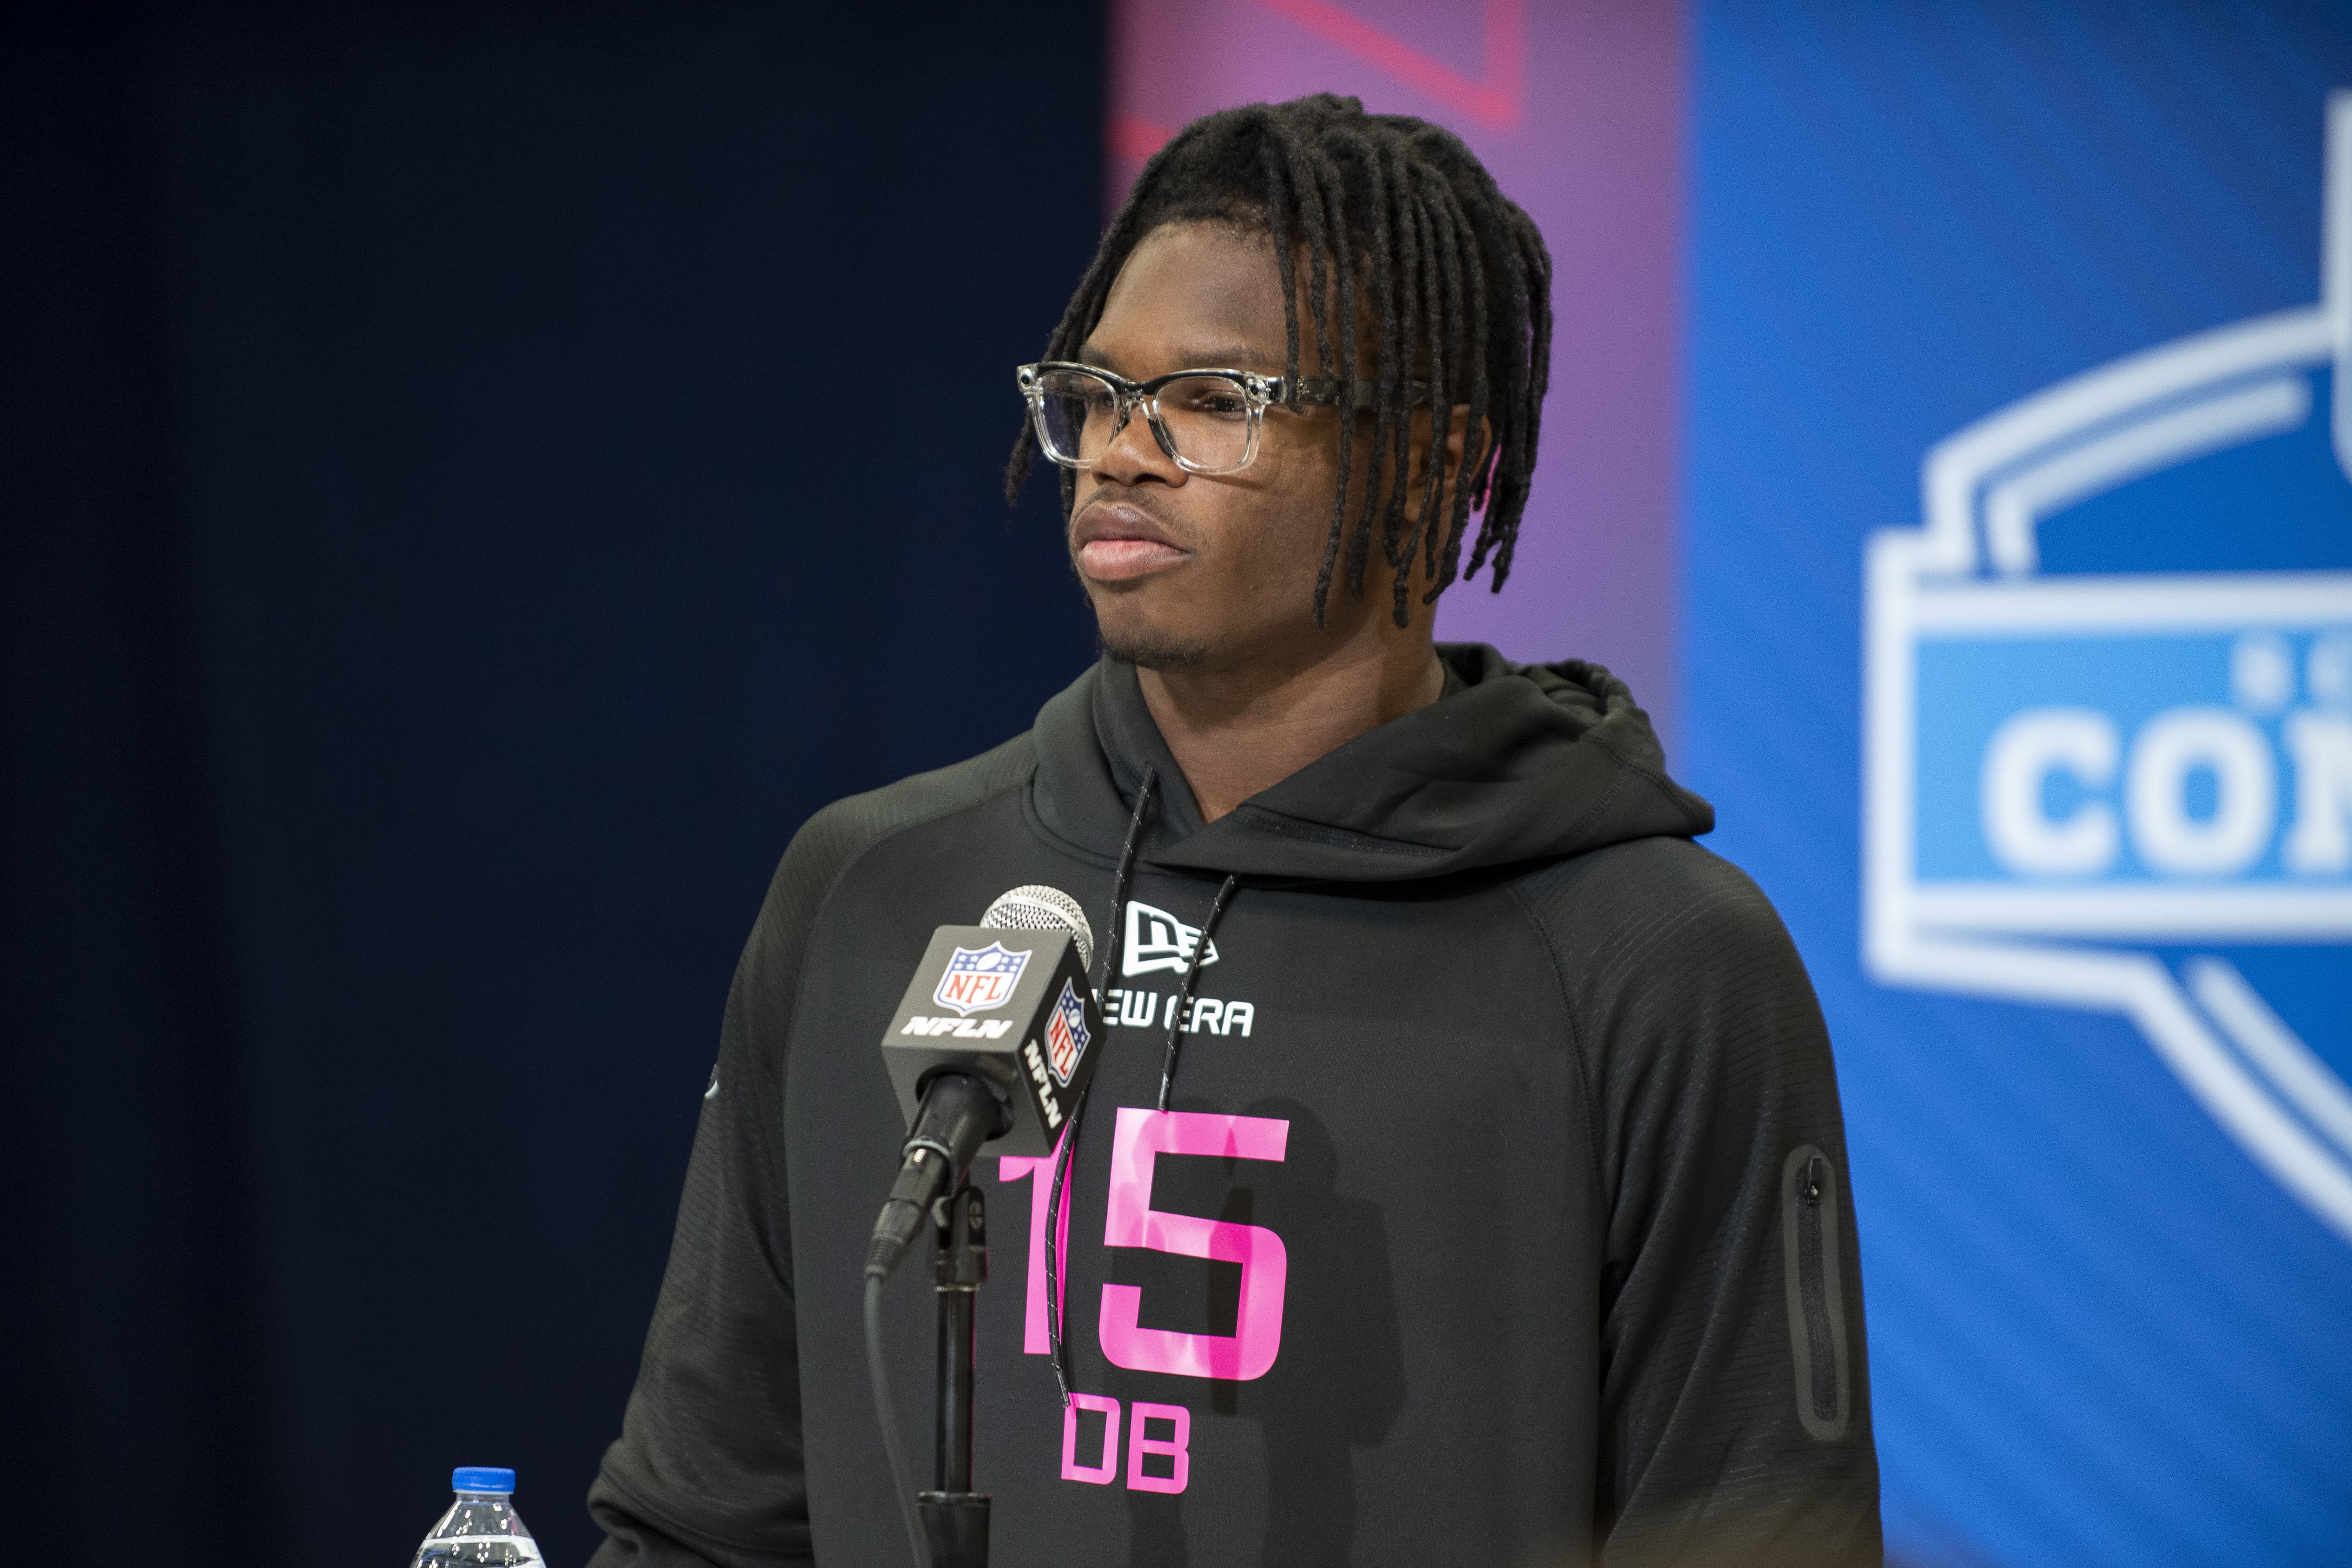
[1125,1402,1192,1494]
[1060,1393,1120,1485]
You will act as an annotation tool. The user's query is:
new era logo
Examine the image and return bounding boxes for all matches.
[1123,901,1221,978]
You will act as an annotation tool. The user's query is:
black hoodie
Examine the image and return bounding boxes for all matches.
[587,645,1881,1568]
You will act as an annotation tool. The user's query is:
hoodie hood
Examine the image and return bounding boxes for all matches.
[1030,642,1712,883]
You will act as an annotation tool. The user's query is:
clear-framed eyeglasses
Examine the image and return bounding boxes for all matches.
[1015,361,1424,477]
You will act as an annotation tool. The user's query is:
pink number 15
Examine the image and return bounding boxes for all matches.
[1001,1108,1289,1382]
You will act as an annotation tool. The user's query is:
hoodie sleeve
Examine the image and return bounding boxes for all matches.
[1540,838,1881,1568]
[585,738,1037,1568]
[584,828,837,1568]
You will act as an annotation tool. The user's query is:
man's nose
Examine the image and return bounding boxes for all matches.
[1094,395,1184,483]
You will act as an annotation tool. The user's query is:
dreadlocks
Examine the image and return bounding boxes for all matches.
[1004,94,1555,628]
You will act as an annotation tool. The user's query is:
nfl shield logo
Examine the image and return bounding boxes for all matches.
[933,942,1029,1016]
[1044,978,1091,1086]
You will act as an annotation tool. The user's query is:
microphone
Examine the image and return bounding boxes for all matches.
[865,886,1105,1281]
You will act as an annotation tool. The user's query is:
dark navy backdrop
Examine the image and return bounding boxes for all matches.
[0,6,1101,1564]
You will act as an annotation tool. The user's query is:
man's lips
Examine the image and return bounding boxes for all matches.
[1074,503,1189,582]
[1080,536,1188,578]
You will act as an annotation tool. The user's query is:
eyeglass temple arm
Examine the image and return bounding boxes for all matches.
[1282,376,1434,408]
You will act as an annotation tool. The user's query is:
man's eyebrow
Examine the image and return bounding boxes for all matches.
[1074,343,1281,374]
[1172,344,1275,368]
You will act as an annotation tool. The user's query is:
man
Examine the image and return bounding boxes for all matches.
[588,95,1880,1567]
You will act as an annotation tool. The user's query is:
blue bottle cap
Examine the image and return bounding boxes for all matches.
[452,1466,516,1494]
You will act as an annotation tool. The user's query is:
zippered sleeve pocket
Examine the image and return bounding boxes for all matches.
[1780,1143,1852,1441]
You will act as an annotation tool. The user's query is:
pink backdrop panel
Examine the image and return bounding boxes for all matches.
[1109,0,1687,736]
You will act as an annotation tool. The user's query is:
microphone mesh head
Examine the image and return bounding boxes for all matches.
[979,884,1094,970]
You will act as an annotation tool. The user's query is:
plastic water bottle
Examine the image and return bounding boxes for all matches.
[410,1467,544,1566]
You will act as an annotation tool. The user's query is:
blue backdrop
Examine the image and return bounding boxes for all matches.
[1684,5,2352,1565]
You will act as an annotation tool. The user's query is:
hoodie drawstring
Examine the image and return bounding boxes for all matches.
[1092,768,1157,1006]
[1045,765,1158,1406]
[1043,767,1245,1407]
[1155,874,1239,1112]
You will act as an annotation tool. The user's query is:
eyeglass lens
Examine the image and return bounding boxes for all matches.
[1033,368,1255,471]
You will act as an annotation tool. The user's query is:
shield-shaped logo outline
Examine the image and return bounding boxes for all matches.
[1044,978,1091,1087]
[933,941,1030,1017]
[1861,90,2352,1247]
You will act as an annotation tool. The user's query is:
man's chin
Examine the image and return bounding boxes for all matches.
[1094,616,1218,673]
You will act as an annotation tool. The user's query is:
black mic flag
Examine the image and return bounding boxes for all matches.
[879,915,1105,1160]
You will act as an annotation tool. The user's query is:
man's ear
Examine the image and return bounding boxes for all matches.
[1404,405,1495,525]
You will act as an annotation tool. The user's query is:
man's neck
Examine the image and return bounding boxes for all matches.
[1136,630,1445,822]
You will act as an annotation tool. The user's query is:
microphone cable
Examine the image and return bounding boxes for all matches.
[864,1267,928,1568]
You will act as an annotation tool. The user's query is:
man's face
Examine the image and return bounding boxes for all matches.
[1067,221,1358,673]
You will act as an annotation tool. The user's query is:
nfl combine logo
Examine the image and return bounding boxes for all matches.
[1045,979,1090,1086]
[1863,92,2352,1244]
[934,942,1028,1017]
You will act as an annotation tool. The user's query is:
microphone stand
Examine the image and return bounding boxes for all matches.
[920,1180,989,1567]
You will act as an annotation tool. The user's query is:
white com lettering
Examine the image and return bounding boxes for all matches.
[1981,701,2351,879]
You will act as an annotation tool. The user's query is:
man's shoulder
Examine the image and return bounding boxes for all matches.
[1511,838,1832,1099]
[784,732,1039,890]
[1512,834,1804,989]
[717,736,1040,1064]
